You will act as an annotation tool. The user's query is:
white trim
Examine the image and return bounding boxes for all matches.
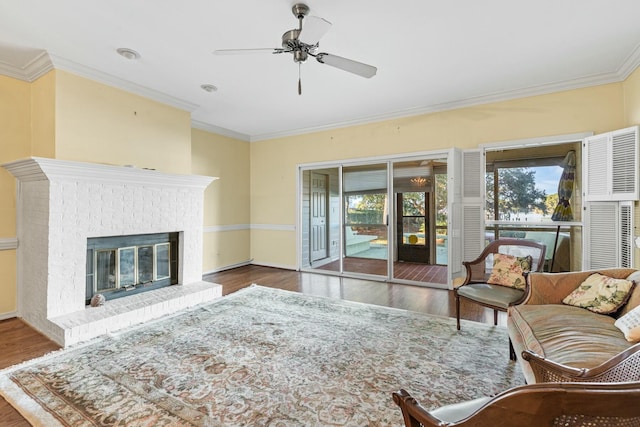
[0,311,18,321]
[250,261,298,271]
[298,149,451,171]
[248,66,638,142]
[250,224,296,232]
[202,259,252,275]
[618,43,640,80]
[3,47,638,142]
[191,120,250,142]
[487,220,583,227]
[204,224,250,233]
[0,50,53,82]
[49,54,199,113]
[2,157,217,189]
[481,132,594,151]
[0,237,18,251]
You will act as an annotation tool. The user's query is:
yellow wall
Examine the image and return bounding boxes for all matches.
[0,75,30,235]
[250,83,627,267]
[0,70,202,317]
[624,67,640,126]
[1,64,639,316]
[31,70,56,158]
[0,75,31,315]
[55,71,192,173]
[623,67,640,267]
[192,128,251,272]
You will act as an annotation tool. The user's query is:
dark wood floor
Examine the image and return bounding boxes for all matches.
[0,265,505,426]
[317,257,448,284]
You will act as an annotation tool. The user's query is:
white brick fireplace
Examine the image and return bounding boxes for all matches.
[2,157,221,347]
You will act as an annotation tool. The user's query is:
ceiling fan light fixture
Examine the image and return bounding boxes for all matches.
[116,48,140,60]
[316,53,377,78]
[213,3,377,93]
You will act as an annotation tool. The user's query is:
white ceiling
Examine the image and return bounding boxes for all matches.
[1,1,640,141]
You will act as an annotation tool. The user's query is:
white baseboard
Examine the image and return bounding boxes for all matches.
[0,311,18,321]
[202,260,253,275]
[203,260,298,275]
[249,261,298,271]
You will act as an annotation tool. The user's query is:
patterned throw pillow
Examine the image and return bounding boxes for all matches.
[614,304,640,342]
[562,273,635,314]
[486,253,532,290]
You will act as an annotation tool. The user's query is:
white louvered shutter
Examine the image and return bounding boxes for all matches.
[584,126,639,201]
[448,149,463,278]
[584,134,610,201]
[461,149,484,262]
[611,127,639,200]
[584,202,619,269]
[620,201,634,268]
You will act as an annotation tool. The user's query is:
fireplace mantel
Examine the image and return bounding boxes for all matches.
[2,157,220,347]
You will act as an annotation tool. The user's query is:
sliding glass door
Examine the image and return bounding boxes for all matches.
[391,159,448,285]
[299,155,449,286]
[342,164,389,277]
[301,168,340,272]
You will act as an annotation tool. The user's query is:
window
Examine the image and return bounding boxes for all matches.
[483,143,581,273]
[485,162,562,222]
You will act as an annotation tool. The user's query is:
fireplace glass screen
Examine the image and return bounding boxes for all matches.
[87,233,178,303]
[138,245,154,283]
[95,251,116,291]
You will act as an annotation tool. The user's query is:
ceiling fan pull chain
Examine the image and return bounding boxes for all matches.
[298,63,302,95]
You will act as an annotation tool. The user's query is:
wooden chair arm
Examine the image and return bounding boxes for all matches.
[460,260,486,286]
[521,343,640,383]
[392,389,443,427]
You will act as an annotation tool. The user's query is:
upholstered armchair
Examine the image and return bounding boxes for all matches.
[455,238,546,331]
[393,382,640,427]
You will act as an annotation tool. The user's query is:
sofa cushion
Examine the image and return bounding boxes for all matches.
[509,304,631,369]
[617,271,640,318]
[562,273,635,314]
[614,304,640,342]
[487,253,531,290]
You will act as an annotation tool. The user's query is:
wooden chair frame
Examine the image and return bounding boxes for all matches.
[521,342,640,383]
[393,382,640,427]
[455,238,546,330]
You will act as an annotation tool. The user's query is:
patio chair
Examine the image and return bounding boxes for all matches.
[454,238,546,331]
[392,382,640,427]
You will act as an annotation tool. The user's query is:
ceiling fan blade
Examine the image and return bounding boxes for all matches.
[299,16,332,45]
[315,53,377,78]
[213,48,281,55]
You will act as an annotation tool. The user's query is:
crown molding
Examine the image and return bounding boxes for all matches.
[618,43,640,80]
[191,120,250,142]
[49,54,199,113]
[0,50,53,82]
[2,43,638,143]
[249,66,638,142]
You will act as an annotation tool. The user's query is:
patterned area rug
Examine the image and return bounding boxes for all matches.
[0,285,523,426]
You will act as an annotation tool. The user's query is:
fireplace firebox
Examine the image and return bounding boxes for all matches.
[86,233,179,304]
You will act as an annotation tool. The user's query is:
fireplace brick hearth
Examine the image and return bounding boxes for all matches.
[2,157,221,347]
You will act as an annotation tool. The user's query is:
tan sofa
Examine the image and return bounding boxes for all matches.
[507,268,640,384]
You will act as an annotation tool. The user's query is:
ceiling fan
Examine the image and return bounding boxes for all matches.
[214,3,377,95]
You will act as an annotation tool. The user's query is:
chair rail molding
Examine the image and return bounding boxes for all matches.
[0,237,18,251]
